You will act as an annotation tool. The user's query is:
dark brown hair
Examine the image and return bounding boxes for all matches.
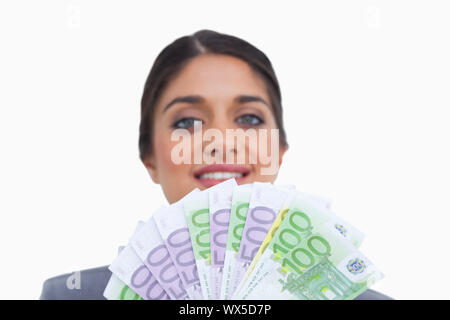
[139,29,288,163]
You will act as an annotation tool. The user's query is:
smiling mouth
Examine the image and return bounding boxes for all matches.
[197,172,247,180]
[193,164,250,187]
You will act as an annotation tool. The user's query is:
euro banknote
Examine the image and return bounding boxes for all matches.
[108,243,169,300]
[104,245,144,300]
[219,183,252,300]
[228,182,296,298]
[106,179,383,300]
[243,233,382,300]
[153,189,204,300]
[103,270,143,300]
[233,192,364,299]
[183,189,212,299]
[233,200,380,299]
[106,222,169,300]
[130,216,190,299]
[208,178,237,299]
[104,227,145,300]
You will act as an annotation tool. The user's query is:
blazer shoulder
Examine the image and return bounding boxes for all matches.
[355,289,394,300]
[40,266,392,300]
[40,265,111,300]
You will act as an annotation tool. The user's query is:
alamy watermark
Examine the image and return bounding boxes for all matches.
[170,121,281,175]
[66,271,81,290]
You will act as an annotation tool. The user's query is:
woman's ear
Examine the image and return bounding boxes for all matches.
[143,156,160,184]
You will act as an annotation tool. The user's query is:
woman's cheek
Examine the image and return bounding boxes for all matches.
[254,130,280,182]
[161,136,195,181]
[158,139,184,172]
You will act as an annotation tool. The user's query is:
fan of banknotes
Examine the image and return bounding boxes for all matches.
[103,179,383,300]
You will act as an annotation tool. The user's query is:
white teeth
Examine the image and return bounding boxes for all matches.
[198,172,244,180]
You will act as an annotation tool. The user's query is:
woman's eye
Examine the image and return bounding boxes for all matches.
[236,114,264,126]
[172,117,201,129]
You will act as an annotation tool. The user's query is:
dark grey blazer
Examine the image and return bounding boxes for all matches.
[40,266,393,300]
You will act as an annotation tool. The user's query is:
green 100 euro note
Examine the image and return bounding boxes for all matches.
[234,195,382,300]
[183,188,212,299]
[219,183,252,300]
[234,193,365,299]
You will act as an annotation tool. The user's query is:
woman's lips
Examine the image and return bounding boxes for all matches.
[193,164,251,188]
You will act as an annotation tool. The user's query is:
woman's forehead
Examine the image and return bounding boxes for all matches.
[156,54,270,109]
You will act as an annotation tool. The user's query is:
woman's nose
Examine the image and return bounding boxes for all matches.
[206,139,237,160]
[209,145,237,158]
[203,120,239,162]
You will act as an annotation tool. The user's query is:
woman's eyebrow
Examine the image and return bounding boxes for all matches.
[162,94,269,113]
[234,95,269,106]
[163,95,205,113]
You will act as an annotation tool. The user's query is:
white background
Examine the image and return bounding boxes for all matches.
[0,0,449,299]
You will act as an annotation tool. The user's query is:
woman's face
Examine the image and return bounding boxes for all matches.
[144,53,286,203]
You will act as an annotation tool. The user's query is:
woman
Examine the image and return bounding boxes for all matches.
[40,29,391,300]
